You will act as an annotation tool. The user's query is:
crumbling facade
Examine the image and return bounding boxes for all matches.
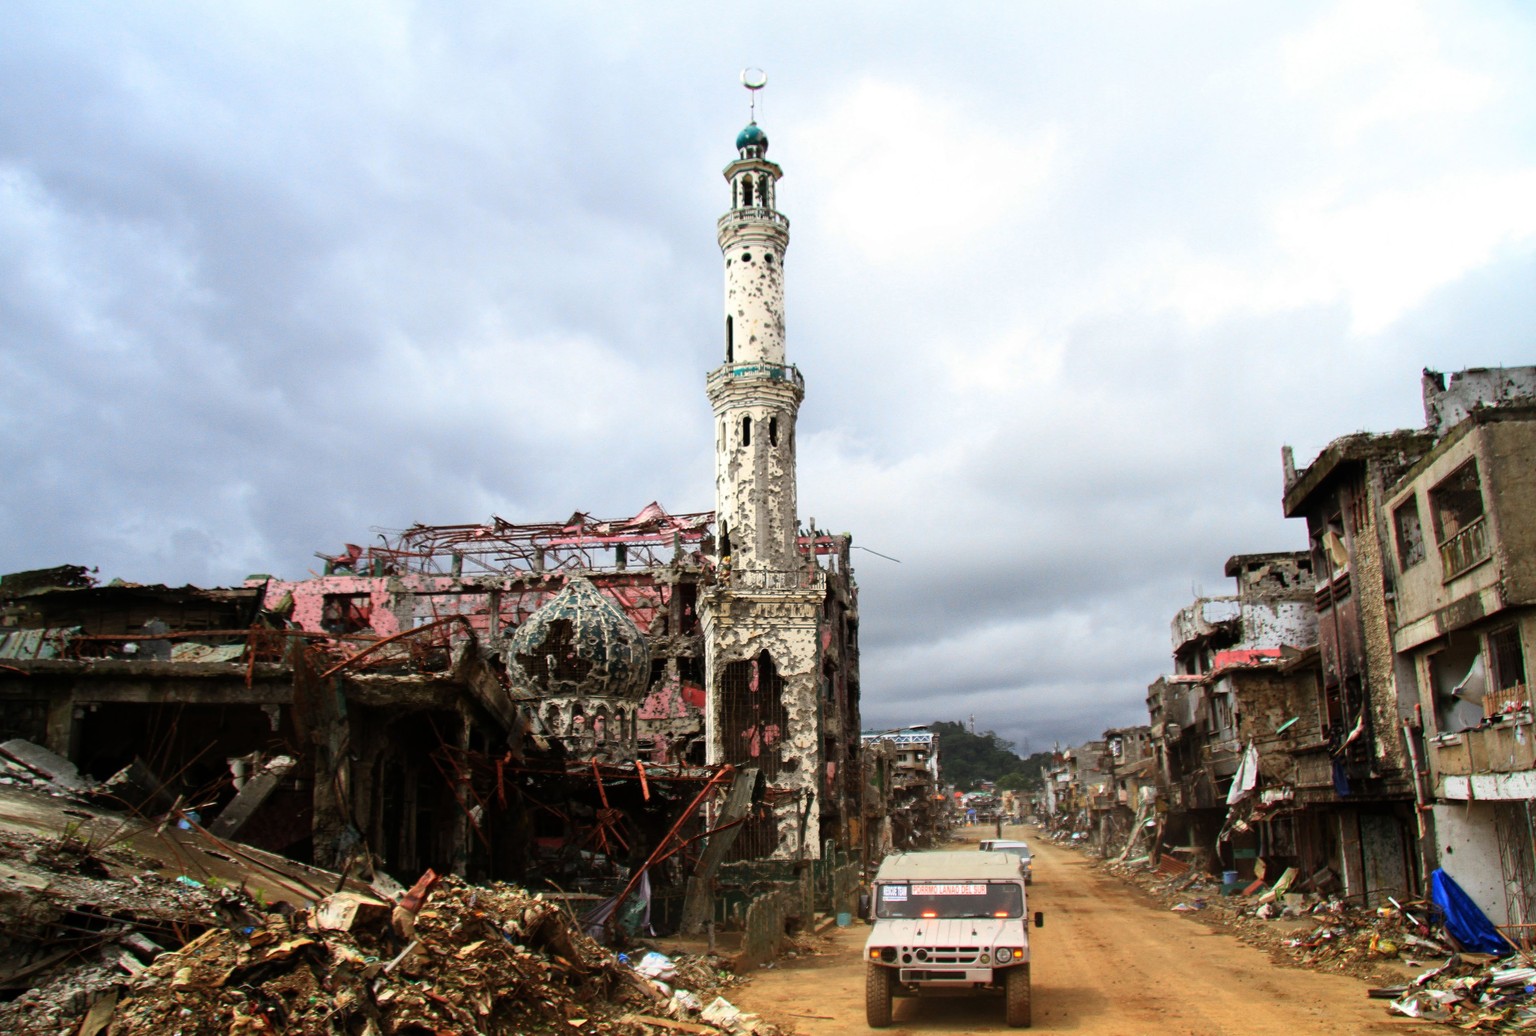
[1149,554,1317,822]
[1094,726,1156,854]
[859,726,947,855]
[1386,371,1536,929]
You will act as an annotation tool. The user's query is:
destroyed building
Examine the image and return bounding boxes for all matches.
[1147,552,1356,886]
[1384,369,1536,932]
[0,109,867,947]
[1133,365,1536,920]
[859,726,947,855]
[1090,725,1156,854]
[1040,741,1106,838]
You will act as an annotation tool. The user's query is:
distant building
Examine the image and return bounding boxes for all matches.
[860,726,947,853]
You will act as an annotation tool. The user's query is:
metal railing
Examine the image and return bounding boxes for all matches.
[707,362,803,388]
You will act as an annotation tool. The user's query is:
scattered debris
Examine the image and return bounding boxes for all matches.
[0,782,777,1036]
[1088,842,1536,1032]
[97,875,773,1036]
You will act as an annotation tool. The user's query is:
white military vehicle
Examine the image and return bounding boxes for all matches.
[863,850,1042,1028]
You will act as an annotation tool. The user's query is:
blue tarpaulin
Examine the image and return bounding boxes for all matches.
[1431,868,1508,955]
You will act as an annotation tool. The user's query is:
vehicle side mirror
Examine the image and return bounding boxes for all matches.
[1034,911,1044,928]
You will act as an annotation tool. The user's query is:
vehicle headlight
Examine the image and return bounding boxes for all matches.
[993,947,1015,964]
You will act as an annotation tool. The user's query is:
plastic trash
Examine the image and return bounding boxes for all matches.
[633,950,677,981]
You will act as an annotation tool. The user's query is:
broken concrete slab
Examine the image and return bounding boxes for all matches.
[0,739,94,794]
[207,753,294,839]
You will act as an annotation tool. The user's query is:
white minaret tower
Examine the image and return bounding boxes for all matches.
[706,75,804,583]
[701,73,831,862]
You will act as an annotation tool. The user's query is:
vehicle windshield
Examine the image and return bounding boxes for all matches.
[875,881,1023,919]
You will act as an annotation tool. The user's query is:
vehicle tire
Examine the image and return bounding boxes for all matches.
[1005,963,1032,1027]
[866,963,895,1028]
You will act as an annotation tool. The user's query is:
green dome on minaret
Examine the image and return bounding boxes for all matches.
[735,122,768,153]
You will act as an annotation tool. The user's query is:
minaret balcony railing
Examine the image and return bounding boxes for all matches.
[720,567,825,591]
[707,363,804,389]
[718,208,790,233]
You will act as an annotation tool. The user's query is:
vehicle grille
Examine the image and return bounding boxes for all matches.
[909,946,984,965]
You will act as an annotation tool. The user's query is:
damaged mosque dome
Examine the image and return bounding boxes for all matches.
[506,576,653,759]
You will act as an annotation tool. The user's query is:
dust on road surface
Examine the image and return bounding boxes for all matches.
[727,830,1423,1035]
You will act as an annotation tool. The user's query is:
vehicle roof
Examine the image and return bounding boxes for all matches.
[983,840,1031,852]
[873,850,1025,881]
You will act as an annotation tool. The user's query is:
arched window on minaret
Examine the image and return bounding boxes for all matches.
[742,415,752,447]
[726,316,734,362]
[769,416,778,446]
[741,176,754,206]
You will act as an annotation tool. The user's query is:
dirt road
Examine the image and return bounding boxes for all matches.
[728,829,1421,1034]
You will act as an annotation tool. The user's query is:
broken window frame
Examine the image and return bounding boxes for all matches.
[1484,625,1530,716]
[1393,496,1427,571]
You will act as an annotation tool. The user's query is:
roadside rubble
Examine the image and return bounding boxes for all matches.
[0,742,779,1036]
[1385,957,1536,1028]
[92,875,773,1036]
[1096,849,1536,1032]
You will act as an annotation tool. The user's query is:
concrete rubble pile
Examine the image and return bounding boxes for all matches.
[0,743,776,1036]
[5,843,774,1036]
[97,875,771,1036]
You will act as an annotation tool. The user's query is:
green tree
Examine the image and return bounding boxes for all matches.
[996,753,1054,791]
[930,720,1028,791]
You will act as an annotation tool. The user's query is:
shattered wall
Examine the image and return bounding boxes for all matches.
[703,585,825,860]
[257,563,711,763]
[1422,365,1536,437]
[1227,552,1318,650]
[1170,598,1241,658]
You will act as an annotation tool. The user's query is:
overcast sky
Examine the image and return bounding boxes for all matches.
[3,2,1534,752]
